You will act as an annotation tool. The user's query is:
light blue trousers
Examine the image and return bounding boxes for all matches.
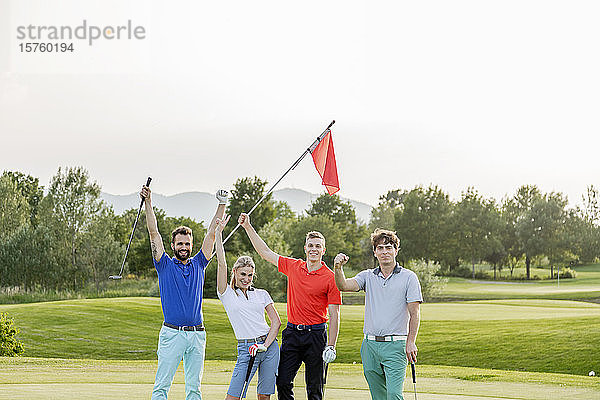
[151,326,207,400]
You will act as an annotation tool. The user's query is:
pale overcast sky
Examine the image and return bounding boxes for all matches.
[1,0,599,207]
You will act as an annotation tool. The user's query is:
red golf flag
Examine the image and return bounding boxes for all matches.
[310,130,340,195]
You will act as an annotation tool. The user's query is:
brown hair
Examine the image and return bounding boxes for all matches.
[370,228,400,251]
[230,256,256,292]
[171,226,193,244]
[305,231,325,245]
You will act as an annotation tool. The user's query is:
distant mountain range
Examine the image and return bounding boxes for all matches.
[101,188,373,224]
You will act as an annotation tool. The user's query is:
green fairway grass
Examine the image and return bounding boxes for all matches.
[439,263,600,301]
[0,358,598,400]
[1,298,599,375]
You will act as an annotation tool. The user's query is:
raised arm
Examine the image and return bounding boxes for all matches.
[238,213,279,266]
[201,190,228,260]
[141,186,165,262]
[406,301,421,364]
[215,214,231,296]
[333,253,360,292]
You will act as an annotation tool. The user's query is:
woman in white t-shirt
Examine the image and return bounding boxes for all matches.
[215,215,282,400]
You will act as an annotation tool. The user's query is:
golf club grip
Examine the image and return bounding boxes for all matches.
[140,177,152,207]
[411,362,416,383]
[245,355,256,380]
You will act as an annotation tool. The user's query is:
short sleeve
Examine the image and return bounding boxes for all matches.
[278,256,294,275]
[153,252,169,272]
[353,270,370,291]
[261,290,274,308]
[406,271,424,303]
[327,275,342,305]
[192,250,209,270]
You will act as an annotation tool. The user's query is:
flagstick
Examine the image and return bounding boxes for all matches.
[208,120,335,261]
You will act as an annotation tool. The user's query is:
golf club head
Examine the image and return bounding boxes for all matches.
[108,275,122,280]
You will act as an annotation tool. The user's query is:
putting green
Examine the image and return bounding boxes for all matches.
[1,358,598,400]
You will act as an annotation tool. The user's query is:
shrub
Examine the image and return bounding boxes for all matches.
[440,265,472,278]
[0,312,24,356]
[406,260,448,301]
[553,267,577,279]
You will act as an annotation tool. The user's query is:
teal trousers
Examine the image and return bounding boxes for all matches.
[151,326,207,400]
[360,339,407,400]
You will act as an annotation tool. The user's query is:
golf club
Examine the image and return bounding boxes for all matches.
[323,361,329,399]
[239,354,256,399]
[411,361,418,400]
[109,177,152,280]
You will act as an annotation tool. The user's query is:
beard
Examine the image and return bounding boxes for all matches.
[175,249,190,261]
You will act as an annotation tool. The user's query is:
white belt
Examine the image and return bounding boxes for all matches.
[364,334,407,342]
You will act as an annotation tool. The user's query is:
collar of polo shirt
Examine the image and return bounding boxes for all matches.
[234,286,255,292]
[372,263,403,276]
[173,257,191,265]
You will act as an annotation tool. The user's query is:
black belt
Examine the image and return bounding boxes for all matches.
[287,322,326,331]
[163,322,205,331]
[238,335,268,343]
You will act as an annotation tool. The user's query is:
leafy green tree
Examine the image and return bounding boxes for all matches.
[274,201,295,220]
[530,192,568,278]
[512,190,569,280]
[0,175,30,240]
[500,197,524,277]
[0,313,24,356]
[34,167,121,290]
[581,185,600,225]
[394,185,457,268]
[505,185,541,279]
[79,208,124,292]
[369,189,407,232]
[307,193,357,225]
[1,171,44,226]
[0,225,49,290]
[226,177,276,254]
[484,246,507,280]
[40,167,103,286]
[454,187,503,278]
[571,186,600,263]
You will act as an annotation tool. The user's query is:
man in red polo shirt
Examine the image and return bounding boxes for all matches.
[238,213,341,400]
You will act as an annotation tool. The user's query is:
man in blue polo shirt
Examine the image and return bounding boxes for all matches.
[141,184,228,400]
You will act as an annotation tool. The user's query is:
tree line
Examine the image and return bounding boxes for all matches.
[371,184,600,279]
[1,167,598,299]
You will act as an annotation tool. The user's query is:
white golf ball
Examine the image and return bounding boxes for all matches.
[589,371,595,377]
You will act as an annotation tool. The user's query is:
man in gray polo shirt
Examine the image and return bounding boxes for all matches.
[334,228,422,400]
